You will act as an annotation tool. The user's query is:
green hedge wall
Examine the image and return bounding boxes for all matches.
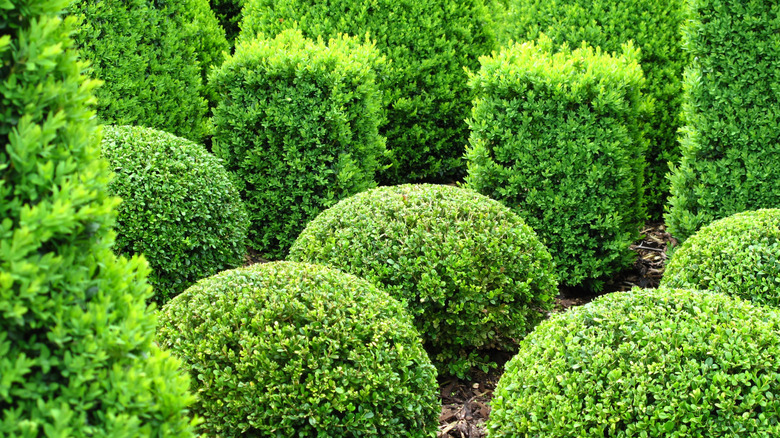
[240,0,495,184]
[69,0,228,141]
[102,125,248,304]
[499,0,687,218]
[210,29,386,258]
[488,288,780,436]
[158,262,439,436]
[0,2,196,435]
[665,0,780,241]
[465,37,648,289]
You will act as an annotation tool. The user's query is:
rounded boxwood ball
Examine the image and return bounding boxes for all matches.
[289,184,559,377]
[102,125,249,303]
[661,209,780,307]
[157,261,439,436]
[488,287,780,437]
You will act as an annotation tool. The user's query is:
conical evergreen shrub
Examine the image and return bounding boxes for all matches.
[0,1,197,435]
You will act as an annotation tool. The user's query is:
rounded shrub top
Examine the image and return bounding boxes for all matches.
[661,209,780,307]
[488,287,780,437]
[157,261,439,437]
[289,184,559,377]
[102,125,249,303]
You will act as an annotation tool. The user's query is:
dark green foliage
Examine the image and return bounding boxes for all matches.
[289,184,559,377]
[210,29,386,258]
[488,287,780,436]
[102,125,249,304]
[69,0,229,141]
[500,0,687,218]
[158,261,439,437]
[662,209,780,307]
[666,0,780,241]
[465,38,648,288]
[210,0,244,45]
[0,2,196,435]
[240,0,495,184]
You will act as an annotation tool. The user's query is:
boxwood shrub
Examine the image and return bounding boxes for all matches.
[0,3,196,435]
[289,184,558,377]
[500,0,687,217]
[210,0,244,45]
[488,287,780,437]
[662,209,780,307]
[666,0,780,241]
[157,261,439,437]
[465,37,648,289]
[210,29,386,258]
[240,0,495,184]
[69,0,228,141]
[102,125,249,304]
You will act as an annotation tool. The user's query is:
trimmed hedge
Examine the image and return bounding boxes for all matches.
[0,3,196,435]
[102,125,249,304]
[662,209,780,307]
[240,0,495,184]
[210,29,386,258]
[465,37,648,289]
[488,288,780,437]
[157,261,439,436]
[69,0,228,141]
[666,0,780,241]
[500,0,687,217]
[289,184,559,377]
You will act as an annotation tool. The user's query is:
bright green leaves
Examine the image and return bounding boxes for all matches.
[466,38,648,289]
[101,125,249,304]
[157,261,439,436]
[210,29,386,258]
[289,184,558,377]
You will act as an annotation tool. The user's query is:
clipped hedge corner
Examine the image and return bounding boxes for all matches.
[157,261,439,437]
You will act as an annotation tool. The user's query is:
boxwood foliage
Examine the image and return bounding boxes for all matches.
[465,37,648,289]
[210,0,244,45]
[0,2,197,435]
[210,29,386,258]
[289,184,559,377]
[487,288,780,437]
[666,0,780,241]
[157,261,439,437]
[499,0,687,218]
[68,0,229,141]
[101,125,249,304]
[662,209,780,307]
[240,0,495,184]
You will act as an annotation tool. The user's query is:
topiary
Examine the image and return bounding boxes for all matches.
[210,29,386,258]
[157,261,439,437]
[666,0,780,241]
[487,287,780,437]
[68,0,228,142]
[661,209,780,307]
[240,0,496,184]
[0,1,197,435]
[288,184,559,377]
[101,125,249,304]
[499,0,687,218]
[465,37,648,289]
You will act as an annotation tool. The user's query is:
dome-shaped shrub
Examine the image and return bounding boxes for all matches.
[487,287,780,437]
[661,209,780,307]
[68,0,228,141]
[157,261,439,437]
[289,184,558,377]
[102,125,249,303]
[240,0,495,184]
[1,2,196,435]
[210,29,386,258]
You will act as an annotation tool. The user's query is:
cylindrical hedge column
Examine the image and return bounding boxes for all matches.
[465,37,649,289]
[210,29,386,258]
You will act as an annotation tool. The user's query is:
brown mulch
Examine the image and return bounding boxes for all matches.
[436,222,677,437]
